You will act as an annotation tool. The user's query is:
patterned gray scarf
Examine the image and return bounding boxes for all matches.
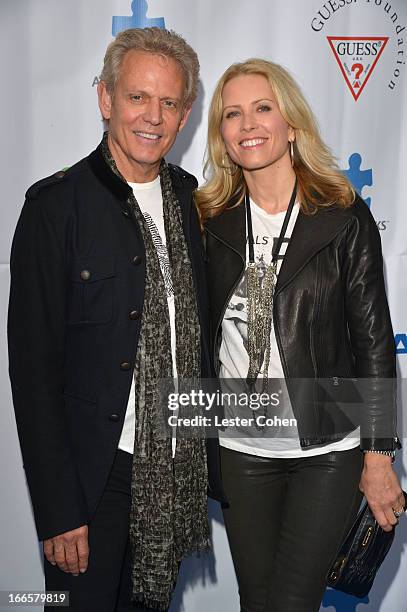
[102,134,210,610]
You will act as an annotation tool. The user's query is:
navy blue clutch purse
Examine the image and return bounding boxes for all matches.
[327,491,406,598]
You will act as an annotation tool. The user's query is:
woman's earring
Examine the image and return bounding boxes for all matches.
[290,140,294,167]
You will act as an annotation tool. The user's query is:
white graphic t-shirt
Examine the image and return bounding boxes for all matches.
[219,198,360,457]
[118,176,177,455]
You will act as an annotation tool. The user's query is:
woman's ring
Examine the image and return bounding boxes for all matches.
[393,508,404,518]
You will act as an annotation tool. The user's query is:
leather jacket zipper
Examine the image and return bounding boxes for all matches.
[273,313,289,380]
[309,255,321,378]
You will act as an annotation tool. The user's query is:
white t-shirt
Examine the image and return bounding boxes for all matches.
[219,198,360,458]
[118,177,177,454]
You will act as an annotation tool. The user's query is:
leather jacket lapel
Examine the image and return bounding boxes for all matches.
[276,207,352,294]
[206,201,353,297]
[205,200,246,261]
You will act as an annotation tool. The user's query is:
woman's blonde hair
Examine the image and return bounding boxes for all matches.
[195,58,354,220]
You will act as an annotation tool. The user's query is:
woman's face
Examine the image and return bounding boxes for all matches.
[220,73,294,174]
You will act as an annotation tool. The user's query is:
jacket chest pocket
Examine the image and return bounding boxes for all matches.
[67,257,116,325]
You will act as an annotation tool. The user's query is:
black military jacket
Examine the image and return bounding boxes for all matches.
[8,140,224,541]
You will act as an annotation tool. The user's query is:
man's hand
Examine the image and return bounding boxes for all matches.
[43,525,89,575]
[359,453,405,532]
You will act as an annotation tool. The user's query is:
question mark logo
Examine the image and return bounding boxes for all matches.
[351,63,364,89]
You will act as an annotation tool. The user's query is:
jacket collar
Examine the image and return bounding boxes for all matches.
[276,205,352,294]
[205,198,246,259]
[87,140,132,202]
[206,200,353,294]
[87,138,194,239]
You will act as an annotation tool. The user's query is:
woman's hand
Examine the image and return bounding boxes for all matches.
[359,452,404,531]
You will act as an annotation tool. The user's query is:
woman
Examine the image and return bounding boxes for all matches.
[195,58,404,612]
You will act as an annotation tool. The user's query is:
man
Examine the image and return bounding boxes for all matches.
[8,27,223,612]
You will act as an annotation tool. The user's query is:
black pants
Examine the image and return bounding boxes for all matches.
[220,446,364,612]
[44,450,166,612]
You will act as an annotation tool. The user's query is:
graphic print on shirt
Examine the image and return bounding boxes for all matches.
[224,235,290,374]
[142,211,174,297]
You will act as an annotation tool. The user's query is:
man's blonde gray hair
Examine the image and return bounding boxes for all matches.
[100,27,199,108]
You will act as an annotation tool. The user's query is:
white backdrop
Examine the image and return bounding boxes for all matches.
[1,1,407,611]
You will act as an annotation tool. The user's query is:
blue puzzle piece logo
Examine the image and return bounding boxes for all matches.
[112,0,165,36]
[343,153,372,208]
[322,588,369,612]
[395,333,407,354]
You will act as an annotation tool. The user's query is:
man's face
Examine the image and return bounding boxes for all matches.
[98,50,191,182]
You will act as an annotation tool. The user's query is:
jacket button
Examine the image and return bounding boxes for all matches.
[109,413,120,422]
[129,310,140,320]
[120,361,132,371]
[80,269,91,281]
[132,255,142,265]
[54,170,66,179]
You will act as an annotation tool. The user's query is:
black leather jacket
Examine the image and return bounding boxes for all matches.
[205,194,400,452]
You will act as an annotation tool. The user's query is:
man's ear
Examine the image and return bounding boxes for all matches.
[97,81,112,120]
[178,105,192,133]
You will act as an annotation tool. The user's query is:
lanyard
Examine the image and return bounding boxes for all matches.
[245,178,298,265]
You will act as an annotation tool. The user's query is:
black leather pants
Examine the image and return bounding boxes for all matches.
[220,446,364,612]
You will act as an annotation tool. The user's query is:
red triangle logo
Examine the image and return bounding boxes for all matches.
[327,37,388,101]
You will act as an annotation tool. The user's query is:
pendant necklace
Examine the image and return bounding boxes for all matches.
[245,178,297,396]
